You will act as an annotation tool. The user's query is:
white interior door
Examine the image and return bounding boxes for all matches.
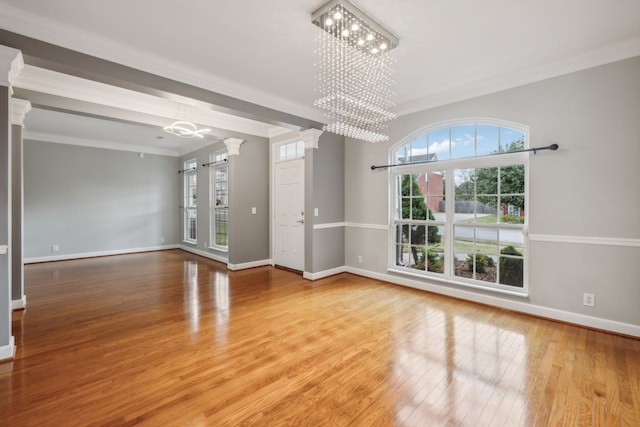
[274,158,305,271]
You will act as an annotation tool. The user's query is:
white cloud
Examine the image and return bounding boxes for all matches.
[428,139,451,153]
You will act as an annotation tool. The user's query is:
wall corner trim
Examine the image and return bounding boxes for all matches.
[178,245,228,265]
[301,128,323,149]
[24,245,179,264]
[0,336,16,362]
[227,259,272,271]
[303,266,347,280]
[0,45,23,88]
[223,138,244,156]
[11,98,31,126]
[11,296,27,310]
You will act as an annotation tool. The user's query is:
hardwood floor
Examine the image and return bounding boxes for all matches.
[1,250,639,426]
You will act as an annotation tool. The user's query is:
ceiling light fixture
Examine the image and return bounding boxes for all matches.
[163,104,211,139]
[312,0,399,143]
[163,121,211,139]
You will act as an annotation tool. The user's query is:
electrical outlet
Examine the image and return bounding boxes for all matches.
[583,293,595,307]
[357,256,363,264]
[252,207,257,214]
[52,244,59,252]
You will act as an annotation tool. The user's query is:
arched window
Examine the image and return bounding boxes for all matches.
[389,119,529,293]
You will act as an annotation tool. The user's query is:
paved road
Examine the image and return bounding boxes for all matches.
[431,213,524,244]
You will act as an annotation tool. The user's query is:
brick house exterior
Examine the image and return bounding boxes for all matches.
[416,172,444,213]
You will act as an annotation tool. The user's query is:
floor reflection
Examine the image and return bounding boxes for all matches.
[212,270,230,346]
[183,260,199,333]
[392,306,528,425]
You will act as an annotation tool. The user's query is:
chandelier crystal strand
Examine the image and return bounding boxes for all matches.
[312,0,398,143]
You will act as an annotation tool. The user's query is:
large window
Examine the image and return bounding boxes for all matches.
[183,159,198,243]
[391,120,528,293]
[210,152,229,250]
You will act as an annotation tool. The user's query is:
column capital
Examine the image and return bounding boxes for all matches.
[224,138,244,156]
[11,98,31,127]
[0,46,24,93]
[300,128,323,150]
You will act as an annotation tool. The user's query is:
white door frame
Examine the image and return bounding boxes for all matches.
[269,129,323,273]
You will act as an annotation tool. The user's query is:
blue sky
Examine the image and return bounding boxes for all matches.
[398,124,525,163]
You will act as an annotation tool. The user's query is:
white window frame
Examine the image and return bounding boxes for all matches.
[209,151,229,251]
[388,119,530,296]
[275,140,305,162]
[183,158,198,244]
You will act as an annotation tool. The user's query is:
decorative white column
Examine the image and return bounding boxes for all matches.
[300,128,323,150]
[223,137,244,156]
[11,98,31,311]
[0,45,23,361]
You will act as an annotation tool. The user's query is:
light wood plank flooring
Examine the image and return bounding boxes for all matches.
[1,250,639,426]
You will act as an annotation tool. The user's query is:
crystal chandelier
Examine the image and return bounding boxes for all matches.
[311,0,399,143]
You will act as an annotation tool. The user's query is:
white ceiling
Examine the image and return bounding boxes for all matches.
[1,0,639,151]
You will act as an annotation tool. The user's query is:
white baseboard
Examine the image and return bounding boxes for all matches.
[345,266,640,338]
[303,266,347,280]
[12,295,27,310]
[227,259,272,271]
[0,336,15,362]
[178,246,271,270]
[178,245,228,264]
[24,245,180,264]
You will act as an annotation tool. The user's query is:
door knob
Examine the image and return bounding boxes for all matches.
[297,219,304,224]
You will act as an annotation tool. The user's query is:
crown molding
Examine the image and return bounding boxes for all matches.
[3,2,637,122]
[14,65,287,138]
[223,138,244,156]
[0,3,324,124]
[0,44,23,89]
[24,131,180,157]
[300,128,323,149]
[396,36,640,117]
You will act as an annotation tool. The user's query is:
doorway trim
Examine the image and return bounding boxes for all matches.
[269,129,322,274]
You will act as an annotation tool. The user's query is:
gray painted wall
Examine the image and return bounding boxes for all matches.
[24,141,179,258]
[179,136,270,266]
[0,86,10,348]
[11,124,22,302]
[345,56,640,327]
[228,138,269,265]
[309,132,345,273]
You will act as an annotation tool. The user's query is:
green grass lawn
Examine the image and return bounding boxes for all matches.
[459,214,498,223]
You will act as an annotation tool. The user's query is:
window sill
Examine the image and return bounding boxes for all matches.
[182,240,197,245]
[386,267,529,298]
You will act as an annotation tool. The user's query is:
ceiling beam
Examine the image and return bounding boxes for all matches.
[0,29,322,133]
